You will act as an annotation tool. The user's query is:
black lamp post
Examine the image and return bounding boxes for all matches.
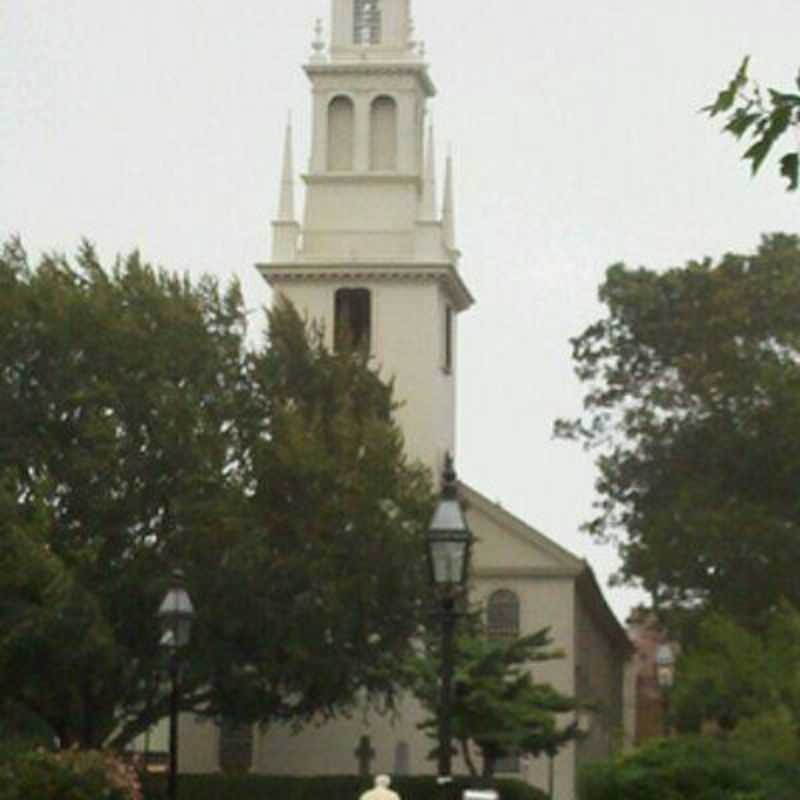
[656,643,675,737]
[427,456,472,789]
[158,571,195,800]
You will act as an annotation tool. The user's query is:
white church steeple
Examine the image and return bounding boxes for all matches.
[258,0,473,476]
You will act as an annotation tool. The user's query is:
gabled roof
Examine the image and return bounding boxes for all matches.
[459,481,585,575]
[460,481,634,657]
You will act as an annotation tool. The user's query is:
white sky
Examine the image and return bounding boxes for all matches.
[2,1,798,621]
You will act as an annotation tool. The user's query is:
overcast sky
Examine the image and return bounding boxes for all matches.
[3,1,798,620]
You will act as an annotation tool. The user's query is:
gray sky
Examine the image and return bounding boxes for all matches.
[2,1,798,620]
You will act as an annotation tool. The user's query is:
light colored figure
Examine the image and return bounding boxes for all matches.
[360,775,401,800]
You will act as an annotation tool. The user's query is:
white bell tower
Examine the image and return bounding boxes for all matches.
[258,0,473,477]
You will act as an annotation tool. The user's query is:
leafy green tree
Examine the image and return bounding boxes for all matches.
[0,239,433,749]
[671,608,800,741]
[705,57,800,191]
[578,735,800,800]
[556,234,800,625]
[409,630,579,777]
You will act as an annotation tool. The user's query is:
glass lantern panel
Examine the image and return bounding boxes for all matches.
[431,540,467,585]
[175,616,192,648]
[429,497,468,534]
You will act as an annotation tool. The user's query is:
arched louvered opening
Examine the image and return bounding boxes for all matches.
[328,95,355,171]
[354,0,382,45]
[486,589,520,640]
[370,95,398,171]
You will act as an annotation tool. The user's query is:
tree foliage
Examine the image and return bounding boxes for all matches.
[0,239,433,749]
[705,57,800,191]
[578,735,800,800]
[556,234,800,624]
[408,629,579,777]
[0,749,142,800]
[671,607,800,747]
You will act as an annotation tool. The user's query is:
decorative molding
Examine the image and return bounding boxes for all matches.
[305,62,436,97]
[257,261,474,312]
[302,172,421,186]
[473,566,583,580]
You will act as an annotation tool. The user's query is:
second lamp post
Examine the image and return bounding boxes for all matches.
[158,571,195,800]
[427,456,473,788]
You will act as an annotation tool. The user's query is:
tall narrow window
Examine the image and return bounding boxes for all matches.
[328,96,355,171]
[487,590,520,640]
[370,95,397,171]
[354,0,382,45]
[218,720,253,773]
[335,288,371,353]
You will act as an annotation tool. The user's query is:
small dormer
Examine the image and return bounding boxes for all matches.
[330,0,412,61]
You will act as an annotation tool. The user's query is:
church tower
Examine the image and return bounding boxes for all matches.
[258,0,473,477]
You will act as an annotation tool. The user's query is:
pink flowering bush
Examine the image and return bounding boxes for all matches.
[0,748,142,800]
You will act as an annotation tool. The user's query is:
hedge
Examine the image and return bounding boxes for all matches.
[578,735,800,800]
[142,774,547,800]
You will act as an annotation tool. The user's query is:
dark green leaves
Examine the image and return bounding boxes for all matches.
[780,152,799,191]
[0,241,434,748]
[556,235,800,625]
[409,630,579,777]
[705,57,800,191]
[704,56,751,116]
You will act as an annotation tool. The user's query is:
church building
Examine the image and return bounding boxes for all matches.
[179,2,634,797]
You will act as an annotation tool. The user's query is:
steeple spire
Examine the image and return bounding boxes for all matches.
[441,149,456,251]
[277,115,295,222]
[419,122,437,221]
[271,115,300,262]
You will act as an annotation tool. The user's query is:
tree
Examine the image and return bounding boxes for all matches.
[0,239,433,749]
[671,607,800,745]
[556,234,800,625]
[578,735,800,800]
[408,629,580,777]
[705,57,800,191]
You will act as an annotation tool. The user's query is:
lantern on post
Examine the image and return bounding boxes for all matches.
[426,455,472,790]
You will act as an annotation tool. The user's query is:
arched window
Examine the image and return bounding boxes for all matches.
[486,589,520,640]
[335,288,371,352]
[328,96,355,171]
[370,95,397,171]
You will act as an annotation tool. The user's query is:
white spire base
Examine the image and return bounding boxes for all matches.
[271,221,300,262]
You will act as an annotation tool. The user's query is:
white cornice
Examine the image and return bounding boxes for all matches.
[302,172,422,187]
[304,61,436,97]
[256,261,474,312]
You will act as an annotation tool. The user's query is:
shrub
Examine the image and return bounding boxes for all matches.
[577,735,800,800]
[0,749,142,800]
[141,774,547,800]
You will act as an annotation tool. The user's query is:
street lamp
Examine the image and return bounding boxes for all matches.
[655,643,675,736]
[427,455,472,790]
[158,571,195,800]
